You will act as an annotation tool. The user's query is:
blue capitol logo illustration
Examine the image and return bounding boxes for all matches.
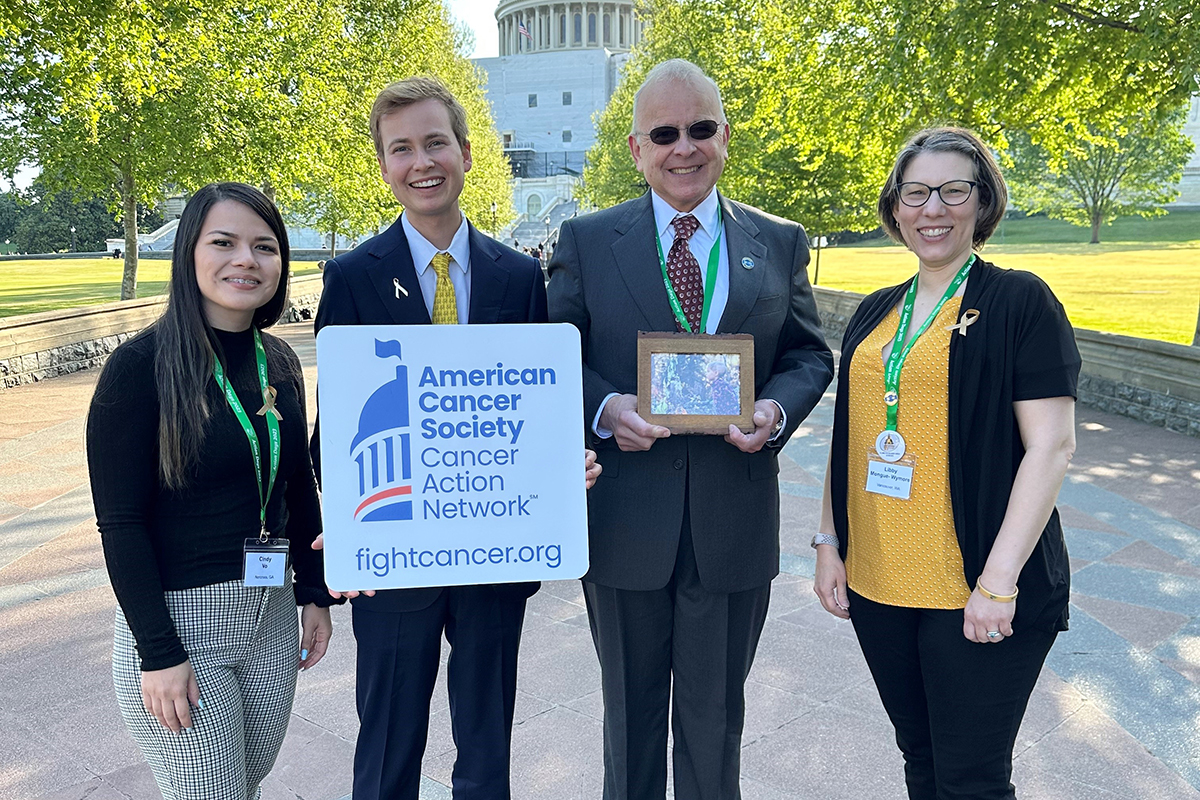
[350,339,413,522]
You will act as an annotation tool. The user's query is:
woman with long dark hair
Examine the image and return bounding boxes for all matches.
[87,182,338,799]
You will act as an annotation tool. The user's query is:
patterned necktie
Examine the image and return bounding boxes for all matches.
[430,252,458,325]
[666,214,704,333]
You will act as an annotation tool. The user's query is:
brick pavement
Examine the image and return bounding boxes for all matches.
[1,320,1197,800]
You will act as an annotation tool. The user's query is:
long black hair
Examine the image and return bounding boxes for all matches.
[155,182,292,488]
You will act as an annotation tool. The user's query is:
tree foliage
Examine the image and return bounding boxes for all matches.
[1,182,163,253]
[286,0,514,253]
[582,0,1199,240]
[1006,106,1194,243]
[583,0,891,237]
[0,0,513,296]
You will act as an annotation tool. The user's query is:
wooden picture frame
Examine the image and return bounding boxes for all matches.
[637,332,756,435]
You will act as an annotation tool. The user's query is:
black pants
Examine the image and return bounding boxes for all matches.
[848,588,1057,800]
[583,517,771,800]
[351,586,526,800]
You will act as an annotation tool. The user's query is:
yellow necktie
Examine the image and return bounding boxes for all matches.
[430,252,458,325]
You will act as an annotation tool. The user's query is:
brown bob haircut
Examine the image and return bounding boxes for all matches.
[877,127,1008,250]
[369,76,470,158]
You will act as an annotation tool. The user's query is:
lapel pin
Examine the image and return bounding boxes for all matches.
[741,257,754,270]
[946,308,980,336]
[393,278,408,298]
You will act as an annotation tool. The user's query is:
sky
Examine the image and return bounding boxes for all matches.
[450,0,500,59]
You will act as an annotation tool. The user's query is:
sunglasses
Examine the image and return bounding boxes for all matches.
[637,119,721,146]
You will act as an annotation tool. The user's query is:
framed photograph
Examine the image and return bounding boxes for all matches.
[637,332,755,435]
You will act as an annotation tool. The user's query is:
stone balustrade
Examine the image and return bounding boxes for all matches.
[2,279,1197,438]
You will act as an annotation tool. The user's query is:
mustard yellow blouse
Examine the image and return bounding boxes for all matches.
[845,297,971,609]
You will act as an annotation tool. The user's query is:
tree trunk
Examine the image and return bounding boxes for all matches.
[813,233,822,285]
[329,229,337,258]
[120,168,139,300]
[1090,211,1101,244]
[1193,292,1200,346]
[262,179,275,203]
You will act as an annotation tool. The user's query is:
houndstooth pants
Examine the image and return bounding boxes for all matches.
[112,577,300,800]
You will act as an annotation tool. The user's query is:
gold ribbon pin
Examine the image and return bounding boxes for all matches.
[946,308,980,337]
[257,385,283,421]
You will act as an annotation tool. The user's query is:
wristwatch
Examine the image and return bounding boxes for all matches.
[770,415,784,438]
[810,533,839,549]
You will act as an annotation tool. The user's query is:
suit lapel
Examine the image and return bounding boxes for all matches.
[716,195,768,334]
[365,218,431,324]
[467,223,510,324]
[611,193,676,331]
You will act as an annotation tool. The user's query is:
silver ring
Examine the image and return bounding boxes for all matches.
[986,631,1002,639]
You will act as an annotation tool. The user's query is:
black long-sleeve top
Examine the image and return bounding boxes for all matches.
[829,259,1081,632]
[87,325,337,671]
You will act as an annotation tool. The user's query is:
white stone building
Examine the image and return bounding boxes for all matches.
[1170,95,1200,207]
[474,0,642,238]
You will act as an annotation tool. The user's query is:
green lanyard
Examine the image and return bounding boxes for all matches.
[655,206,723,334]
[883,254,975,431]
[212,328,280,540]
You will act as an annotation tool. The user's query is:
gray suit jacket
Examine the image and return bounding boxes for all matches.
[547,192,833,593]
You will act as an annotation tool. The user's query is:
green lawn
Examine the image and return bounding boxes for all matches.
[4,209,1200,344]
[812,241,1200,344]
[0,259,324,318]
[850,208,1200,247]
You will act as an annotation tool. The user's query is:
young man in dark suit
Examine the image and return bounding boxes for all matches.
[548,59,835,799]
[309,77,547,800]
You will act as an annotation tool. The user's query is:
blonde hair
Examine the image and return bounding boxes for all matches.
[370,77,470,157]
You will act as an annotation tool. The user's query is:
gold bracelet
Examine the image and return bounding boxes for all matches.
[975,580,1018,603]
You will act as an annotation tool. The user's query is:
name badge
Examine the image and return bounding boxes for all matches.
[865,449,915,500]
[243,538,290,587]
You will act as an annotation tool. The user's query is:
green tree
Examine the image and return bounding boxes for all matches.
[1,0,281,297]
[1,0,514,297]
[1006,106,1194,243]
[582,0,891,251]
[287,0,514,250]
[0,192,17,245]
[583,0,1199,245]
[5,179,164,253]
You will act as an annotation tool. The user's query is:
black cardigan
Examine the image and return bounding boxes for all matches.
[830,258,1081,632]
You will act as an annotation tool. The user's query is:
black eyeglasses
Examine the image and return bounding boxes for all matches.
[636,119,721,146]
[897,180,978,207]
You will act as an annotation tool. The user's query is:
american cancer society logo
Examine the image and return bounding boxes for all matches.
[351,339,413,522]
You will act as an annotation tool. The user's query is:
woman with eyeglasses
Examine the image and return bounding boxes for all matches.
[87,182,340,799]
[813,127,1080,799]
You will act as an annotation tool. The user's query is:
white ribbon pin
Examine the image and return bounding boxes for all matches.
[393,278,408,298]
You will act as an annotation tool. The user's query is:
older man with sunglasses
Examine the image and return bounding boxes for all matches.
[548,59,833,800]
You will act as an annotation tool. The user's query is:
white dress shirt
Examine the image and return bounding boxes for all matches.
[593,189,787,441]
[402,212,472,325]
[650,188,729,332]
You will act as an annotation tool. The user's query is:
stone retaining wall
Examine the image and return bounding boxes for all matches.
[3,279,1197,438]
[811,285,1200,438]
[0,274,324,388]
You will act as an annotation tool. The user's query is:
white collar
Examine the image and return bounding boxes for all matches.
[403,212,471,275]
[650,188,721,239]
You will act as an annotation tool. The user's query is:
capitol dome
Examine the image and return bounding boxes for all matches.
[494,0,644,56]
[351,367,410,453]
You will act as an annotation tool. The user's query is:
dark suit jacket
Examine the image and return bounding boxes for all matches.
[311,216,547,612]
[547,192,833,593]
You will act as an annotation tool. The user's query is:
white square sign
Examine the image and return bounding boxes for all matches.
[315,323,588,591]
